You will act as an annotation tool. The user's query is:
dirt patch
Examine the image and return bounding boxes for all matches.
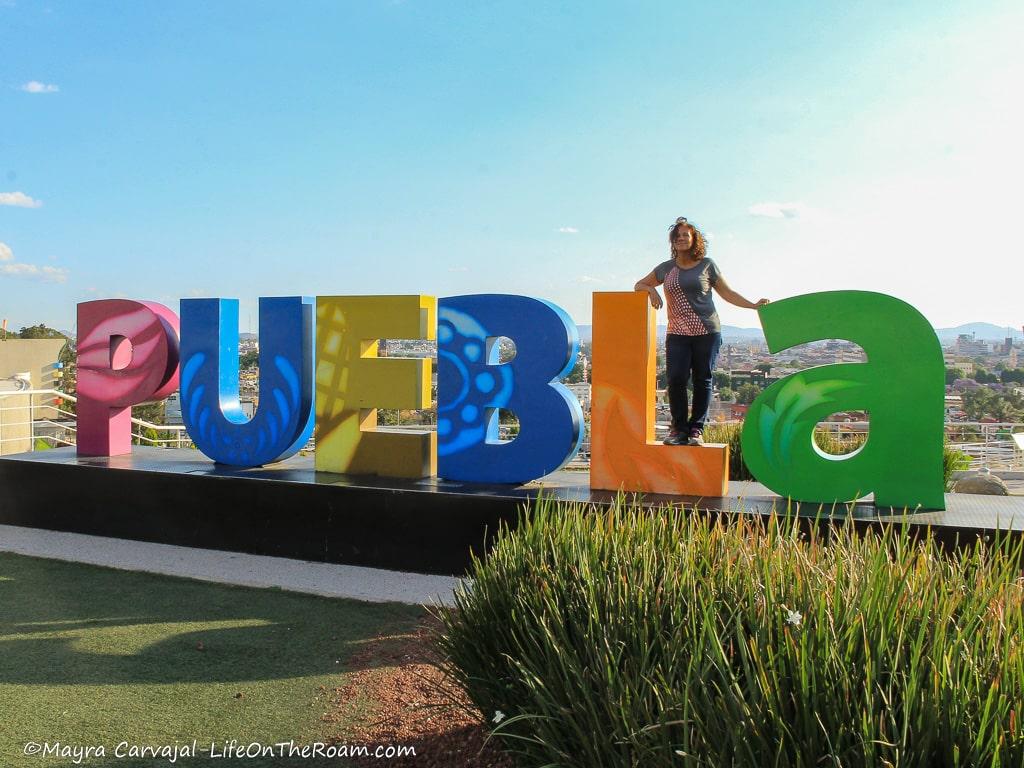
[326,614,515,768]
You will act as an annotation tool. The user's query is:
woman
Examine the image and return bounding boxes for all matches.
[634,216,768,446]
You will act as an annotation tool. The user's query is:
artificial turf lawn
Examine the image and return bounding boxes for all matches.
[0,552,426,767]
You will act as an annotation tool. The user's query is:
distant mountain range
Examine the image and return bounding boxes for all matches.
[574,323,1022,344]
[574,325,763,343]
[933,323,1023,342]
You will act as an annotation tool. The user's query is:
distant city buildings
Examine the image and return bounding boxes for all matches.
[230,328,1023,427]
[955,333,989,356]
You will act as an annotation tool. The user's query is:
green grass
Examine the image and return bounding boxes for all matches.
[0,553,424,767]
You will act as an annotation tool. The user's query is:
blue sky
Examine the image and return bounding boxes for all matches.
[1,0,1021,334]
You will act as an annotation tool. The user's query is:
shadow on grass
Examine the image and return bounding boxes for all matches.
[0,552,426,686]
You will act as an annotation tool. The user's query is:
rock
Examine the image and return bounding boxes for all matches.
[953,468,1010,496]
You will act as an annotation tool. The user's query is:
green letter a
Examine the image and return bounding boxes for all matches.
[740,291,945,510]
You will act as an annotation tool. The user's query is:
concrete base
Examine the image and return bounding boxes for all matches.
[1,447,1022,576]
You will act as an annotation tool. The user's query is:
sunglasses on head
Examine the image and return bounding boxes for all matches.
[670,216,688,229]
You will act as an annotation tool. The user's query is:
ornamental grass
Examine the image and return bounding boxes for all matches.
[436,496,1023,767]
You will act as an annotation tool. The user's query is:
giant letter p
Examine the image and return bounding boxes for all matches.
[76,300,180,456]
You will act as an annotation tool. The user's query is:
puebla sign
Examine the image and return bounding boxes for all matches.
[74,290,945,510]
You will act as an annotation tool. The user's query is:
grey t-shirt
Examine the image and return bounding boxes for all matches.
[653,257,722,335]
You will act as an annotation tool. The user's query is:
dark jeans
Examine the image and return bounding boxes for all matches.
[666,332,722,434]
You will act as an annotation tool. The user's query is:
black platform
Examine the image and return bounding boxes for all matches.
[1,447,1022,576]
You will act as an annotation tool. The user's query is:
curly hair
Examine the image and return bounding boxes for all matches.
[668,220,708,261]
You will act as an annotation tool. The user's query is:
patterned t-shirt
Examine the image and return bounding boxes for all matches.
[653,257,722,335]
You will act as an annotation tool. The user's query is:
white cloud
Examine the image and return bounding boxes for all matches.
[748,201,811,220]
[578,275,603,283]
[557,226,579,234]
[448,265,469,272]
[0,243,69,283]
[0,191,43,208]
[0,263,68,282]
[21,81,59,94]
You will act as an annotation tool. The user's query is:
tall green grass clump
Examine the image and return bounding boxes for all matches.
[437,498,1024,767]
[944,445,972,489]
[704,422,752,480]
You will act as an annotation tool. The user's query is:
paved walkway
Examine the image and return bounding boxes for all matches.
[0,524,464,607]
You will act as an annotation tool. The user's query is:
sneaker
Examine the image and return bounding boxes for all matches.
[687,430,704,446]
[662,430,688,446]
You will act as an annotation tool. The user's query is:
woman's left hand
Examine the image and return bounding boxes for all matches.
[754,298,770,308]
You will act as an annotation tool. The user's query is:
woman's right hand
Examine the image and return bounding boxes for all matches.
[634,272,663,309]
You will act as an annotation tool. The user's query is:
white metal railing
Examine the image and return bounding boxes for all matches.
[764,420,1024,471]
[0,389,192,453]
[2,390,1021,470]
[938,422,1023,470]
[771,420,1024,470]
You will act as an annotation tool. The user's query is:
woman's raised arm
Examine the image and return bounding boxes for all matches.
[712,275,769,310]
[634,270,663,309]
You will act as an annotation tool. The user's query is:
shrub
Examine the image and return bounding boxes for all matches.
[704,422,752,480]
[812,427,867,456]
[437,497,1024,767]
[944,444,972,490]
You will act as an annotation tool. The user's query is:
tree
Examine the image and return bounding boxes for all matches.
[55,338,78,414]
[0,323,66,340]
[565,354,587,384]
[991,397,1023,422]
[945,367,965,385]
[962,389,995,420]
[133,401,166,426]
[754,363,772,374]
[17,324,67,339]
[736,383,761,405]
[1001,368,1024,384]
[962,388,1024,421]
[239,350,260,369]
[713,371,732,390]
[718,387,736,403]
[974,368,999,384]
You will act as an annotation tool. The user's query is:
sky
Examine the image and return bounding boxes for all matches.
[1,0,1022,335]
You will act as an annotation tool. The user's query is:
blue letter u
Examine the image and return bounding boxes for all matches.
[180,296,315,466]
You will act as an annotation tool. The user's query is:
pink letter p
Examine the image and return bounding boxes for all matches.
[76,300,180,456]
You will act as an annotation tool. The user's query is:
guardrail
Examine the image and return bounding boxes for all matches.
[757,420,1024,470]
[2,390,1021,470]
[0,389,191,453]
[772,420,1024,471]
